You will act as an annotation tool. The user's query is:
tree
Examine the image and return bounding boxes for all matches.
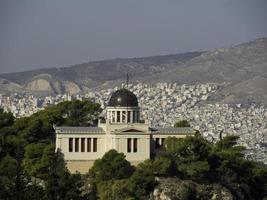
[89,149,134,183]
[166,136,211,162]
[174,119,190,127]
[0,155,17,200]
[0,108,15,160]
[87,150,134,200]
[128,166,156,200]
[47,100,102,126]
[0,108,14,129]
[23,143,46,178]
[137,156,175,176]
[44,146,83,200]
[97,180,132,200]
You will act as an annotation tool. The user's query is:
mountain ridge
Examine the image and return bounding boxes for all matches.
[0,38,266,106]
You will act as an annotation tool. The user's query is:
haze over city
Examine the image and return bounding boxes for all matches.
[0,0,267,74]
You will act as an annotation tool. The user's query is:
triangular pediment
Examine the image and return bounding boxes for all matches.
[122,129,143,132]
[114,126,147,134]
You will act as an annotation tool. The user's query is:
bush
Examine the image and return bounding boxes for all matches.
[89,149,134,183]
[128,167,156,200]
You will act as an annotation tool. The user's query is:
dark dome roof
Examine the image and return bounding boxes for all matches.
[109,89,138,107]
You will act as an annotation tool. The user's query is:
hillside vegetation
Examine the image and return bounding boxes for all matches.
[0,100,266,200]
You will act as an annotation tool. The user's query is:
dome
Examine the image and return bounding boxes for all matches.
[109,88,138,107]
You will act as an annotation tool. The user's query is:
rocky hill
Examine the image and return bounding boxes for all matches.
[0,52,201,95]
[149,177,233,200]
[0,38,266,105]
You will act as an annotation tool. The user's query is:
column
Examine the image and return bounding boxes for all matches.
[120,110,123,123]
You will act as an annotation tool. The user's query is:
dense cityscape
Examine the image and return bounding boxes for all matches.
[0,82,266,164]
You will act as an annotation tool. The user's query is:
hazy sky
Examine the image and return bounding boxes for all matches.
[0,0,267,74]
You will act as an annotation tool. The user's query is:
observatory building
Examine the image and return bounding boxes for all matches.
[55,88,194,173]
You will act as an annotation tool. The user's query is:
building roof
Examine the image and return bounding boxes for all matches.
[55,126,105,134]
[108,88,138,107]
[150,127,194,135]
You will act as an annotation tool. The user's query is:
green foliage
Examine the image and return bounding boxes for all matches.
[178,161,210,180]
[39,99,102,127]
[88,150,156,200]
[97,180,132,200]
[0,102,267,199]
[0,108,14,129]
[166,135,212,180]
[138,156,175,176]
[88,150,135,200]
[128,164,156,200]
[0,155,17,199]
[166,135,211,162]
[214,135,239,150]
[0,100,101,200]
[174,119,190,127]
[89,149,134,183]
[23,143,46,177]
[164,135,267,199]
[176,183,196,200]
[44,147,83,200]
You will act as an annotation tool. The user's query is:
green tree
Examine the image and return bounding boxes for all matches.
[138,156,175,176]
[49,100,102,126]
[174,119,190,127]
[23,143,46,178]
[0,108,14,129]
[166,136,211,162]
[0,155,17,200]
[89,149,134,183]
[44,145,83,200]
[0,108,15,159]
[88,150,134,199]
[97,180,132,200]
[128,166,156,200]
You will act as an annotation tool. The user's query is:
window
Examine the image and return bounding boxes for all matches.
[127,111,131,123]
[93,138,97,152]
[127,138,131,152]
[133,138,138,152]
[81,138,85,152]
[133,111,136,123]
[122,111,126,123]
[161,138,165,147]
[136,111,140,122]
[117,111,121,122]
[155,138,160,149]
[87,138,91,152]
[75,138,79,152]
[69,138,73,152]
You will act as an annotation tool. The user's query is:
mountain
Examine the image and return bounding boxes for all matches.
[0,52,202,95]
[0,38,266,105]
[147,38,267,105]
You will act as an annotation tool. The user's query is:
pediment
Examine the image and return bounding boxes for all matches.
[122,129,143,132]
[115,127,147,133]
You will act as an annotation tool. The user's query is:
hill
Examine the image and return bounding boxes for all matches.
[0,37,266,106]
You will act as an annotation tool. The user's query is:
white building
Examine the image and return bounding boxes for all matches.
[55,88,194,173]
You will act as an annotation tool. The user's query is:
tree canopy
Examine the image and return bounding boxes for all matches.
[174,119,190,127]
[0,100,101,200]
[0,100,266,200]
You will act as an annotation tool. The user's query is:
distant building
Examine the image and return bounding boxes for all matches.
[55,88,194,173]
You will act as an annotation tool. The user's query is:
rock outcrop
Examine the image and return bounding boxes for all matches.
[149,177,233,200]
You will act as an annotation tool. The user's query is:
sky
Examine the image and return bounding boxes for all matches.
[0,0,267,74]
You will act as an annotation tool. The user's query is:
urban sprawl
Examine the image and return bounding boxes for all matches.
[0,83,266,163]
